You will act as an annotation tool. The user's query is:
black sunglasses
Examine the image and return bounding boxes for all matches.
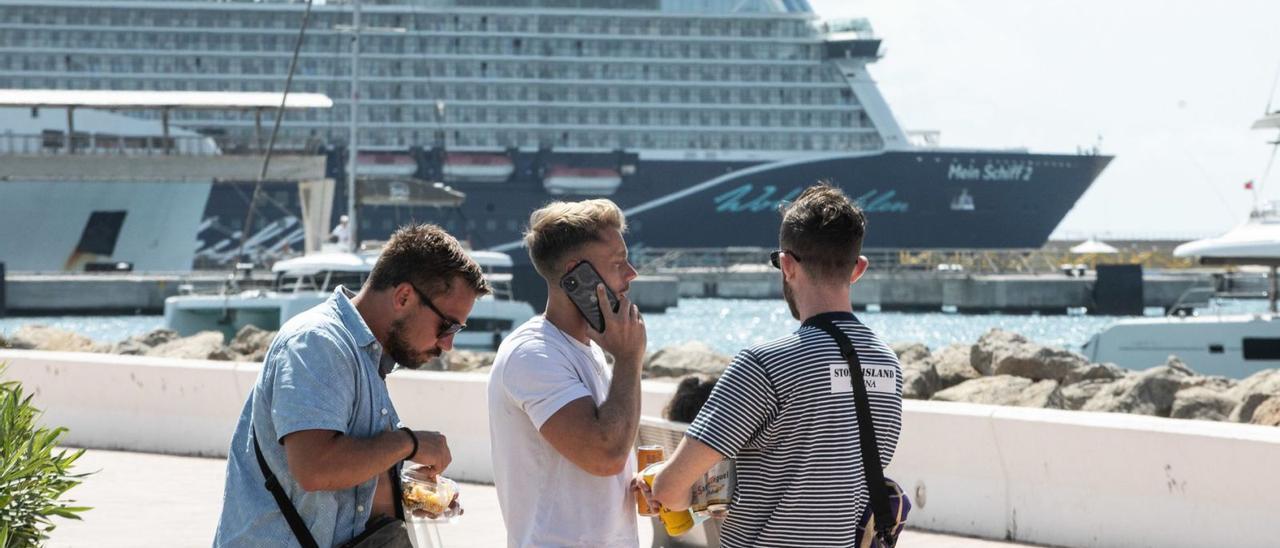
[768,249,802,269]
[408,283,466,337]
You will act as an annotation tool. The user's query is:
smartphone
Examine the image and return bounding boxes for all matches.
[560,260,620,333]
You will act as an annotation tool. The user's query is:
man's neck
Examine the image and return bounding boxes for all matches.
[794,285,854,322]
[350,288,390,349]
[543,289,590,345]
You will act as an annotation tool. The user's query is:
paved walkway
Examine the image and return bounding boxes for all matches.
[49,449,1039,547]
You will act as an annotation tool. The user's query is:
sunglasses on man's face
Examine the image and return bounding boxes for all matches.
[409,283,466,337]
[768,249,803,269]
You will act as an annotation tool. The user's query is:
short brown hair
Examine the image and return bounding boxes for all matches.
[366,224,491,298]
[523,199,627,278]
[779,182,866,282]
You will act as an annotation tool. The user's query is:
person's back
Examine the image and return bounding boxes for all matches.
[687,313,901,545]
[644,182,904,547]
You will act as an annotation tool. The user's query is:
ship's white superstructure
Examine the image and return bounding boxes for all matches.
[0,0,890,157]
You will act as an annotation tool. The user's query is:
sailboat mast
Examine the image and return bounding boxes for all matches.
[346,0,361,252]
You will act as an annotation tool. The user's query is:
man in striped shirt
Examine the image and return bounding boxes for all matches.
[642,183,904,547]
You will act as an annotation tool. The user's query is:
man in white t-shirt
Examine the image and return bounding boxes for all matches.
[487,199,647,547]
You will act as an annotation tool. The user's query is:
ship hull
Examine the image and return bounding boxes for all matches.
[212,147,1109,255]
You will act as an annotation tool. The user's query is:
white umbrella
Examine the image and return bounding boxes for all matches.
[1070,238,1119,254]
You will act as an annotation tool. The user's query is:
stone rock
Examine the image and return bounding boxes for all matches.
[901,359,940,400]
[890,342,931,366]
[931,376,1064,409]
[1228,369,1280,423]
[111,339,152,356]
[1169,386,1237,422]
[8,325,105,353]
[1179,374,1237,392]
[970,329,1028,376]
[991,344,1090,382]
[644,342,731,378]
[145,331,233,361]
[1163,355,1197,376]
[1248,397,1280,427]
[111,328,181,356]
[135,328,180,348]
[1062,362,1127,385]
[441,350,496,372]
[229,325,276,362]
[1060,379,1114,411]
[931,343,980,391]
[1081,363,1192,417]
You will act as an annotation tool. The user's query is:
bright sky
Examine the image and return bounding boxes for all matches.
[807,0,1280,240]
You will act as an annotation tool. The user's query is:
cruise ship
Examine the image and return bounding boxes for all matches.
[0,0,1111,272]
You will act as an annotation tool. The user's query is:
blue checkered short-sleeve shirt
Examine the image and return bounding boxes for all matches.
[214,287,402,547]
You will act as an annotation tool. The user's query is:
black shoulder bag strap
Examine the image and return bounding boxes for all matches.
[809,319,897,545]
[252,427,321,548]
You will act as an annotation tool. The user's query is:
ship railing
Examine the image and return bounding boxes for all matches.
[0,132,323,157]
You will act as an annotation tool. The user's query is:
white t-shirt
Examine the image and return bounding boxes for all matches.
[487,315,639,548]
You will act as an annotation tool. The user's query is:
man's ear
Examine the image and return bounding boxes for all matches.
[781,251,801,282]
[392,282,414,310]
[850,255,870,285]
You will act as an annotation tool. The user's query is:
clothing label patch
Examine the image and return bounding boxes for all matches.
[830,363,898,395]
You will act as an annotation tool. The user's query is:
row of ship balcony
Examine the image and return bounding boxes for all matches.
[0,37,829,64]
[7,7,822,40]
[0,127,884,156]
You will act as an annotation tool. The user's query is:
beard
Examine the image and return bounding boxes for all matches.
[384,317,442,370]
[782,275,800,321]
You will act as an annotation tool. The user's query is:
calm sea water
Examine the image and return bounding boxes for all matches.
[1,299,1127,355]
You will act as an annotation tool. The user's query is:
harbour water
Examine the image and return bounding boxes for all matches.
[1,299,1127,355]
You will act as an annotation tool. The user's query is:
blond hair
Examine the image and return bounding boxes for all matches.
[523,199,627,278]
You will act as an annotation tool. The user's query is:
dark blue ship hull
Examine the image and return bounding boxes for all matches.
[198,147,1110,264]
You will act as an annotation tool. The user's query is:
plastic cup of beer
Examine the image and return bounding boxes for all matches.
[635,445,665,516]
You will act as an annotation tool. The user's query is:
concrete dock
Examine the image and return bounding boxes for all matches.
[0,268,1213,316]
[673,268,1209,314]
[50,448,1040,548]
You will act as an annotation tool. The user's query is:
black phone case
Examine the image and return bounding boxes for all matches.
[560,261,620,333]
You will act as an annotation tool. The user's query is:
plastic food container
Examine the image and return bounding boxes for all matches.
[400,464,461,520]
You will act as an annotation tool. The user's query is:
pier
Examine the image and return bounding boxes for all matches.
[672,268,1210,314]
[1,269,1210,316]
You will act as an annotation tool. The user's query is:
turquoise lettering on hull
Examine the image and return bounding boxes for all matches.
[713,184,909,213]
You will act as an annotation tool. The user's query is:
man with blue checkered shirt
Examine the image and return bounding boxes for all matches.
[214,224,491,547]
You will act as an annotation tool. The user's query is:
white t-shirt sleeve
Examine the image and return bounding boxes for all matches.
[500,340,593,430]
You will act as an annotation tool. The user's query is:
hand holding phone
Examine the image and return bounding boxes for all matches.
[559,261,646,365]
[560,261,620,333]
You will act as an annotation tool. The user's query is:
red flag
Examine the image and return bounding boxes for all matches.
[1244,180,1254,190]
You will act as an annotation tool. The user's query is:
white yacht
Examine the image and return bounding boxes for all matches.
[1082,201,1279,378]
[164,248,535,351]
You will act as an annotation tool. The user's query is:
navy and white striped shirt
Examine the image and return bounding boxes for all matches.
[686,311,904,547]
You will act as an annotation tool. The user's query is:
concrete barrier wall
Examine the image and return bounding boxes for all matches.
[891,401,1280,547]
[5,349,1279,547]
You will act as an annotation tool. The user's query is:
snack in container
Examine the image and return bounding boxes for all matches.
[400,464,462,521]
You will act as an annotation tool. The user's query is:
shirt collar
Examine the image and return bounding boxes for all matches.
[800,310,857,328]
[334,286,399,379]
[334,286,377,348]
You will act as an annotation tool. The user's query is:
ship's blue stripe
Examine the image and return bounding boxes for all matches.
[483,150,880,253]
